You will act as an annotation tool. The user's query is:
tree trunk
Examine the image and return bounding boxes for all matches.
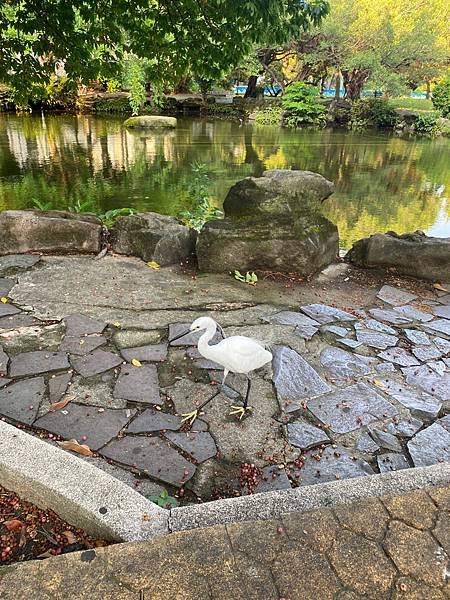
[244,75,258,99]
[426,80,431,100]
[343,69,370,101]
[334,72,341,99]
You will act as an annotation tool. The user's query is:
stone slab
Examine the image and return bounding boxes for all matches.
[392,305,434,323]
[100,435,196,486]
[433,337,450,354]
[0,254,40,276]
[407,423,450,467]
[127,408,183,433]
[403,365,450,402]
[48,372,72,403]
[411,345,442,362]
[295,324,319,340]
[120,343,168,363]
[71,349,122,377]
[355,329,398,350]
[60,334,107,356]
[0,277,15,297]
[376,377,442,419]
[0,303,21,317]
[404,329,431,345]
[34,404,135,450]
[423,319,450,338]
[9,350,70,377]
[300,304,357,324]
[355,319,396,335]
[113,364,162,405]
[337,338,363,350]
[384,418,423,438]
[164,431,217,463]
[376,285,417,306]
[368,308,412,326]
[320,347,373,382]
[297,445,374,485]
[169,322,222,346]
[369,428,402,452]
[355,433,380,453]
[322,325,349,337]
[262,311,320,328]
[0,346,9,376]
[287,421,330,450]
[253,465,292,494]
[64,313,107,337]
[378,348,420,367]
[433,304,450,320]
[0,314,37,330]
[377,453,410,473]
[0,377,44,424]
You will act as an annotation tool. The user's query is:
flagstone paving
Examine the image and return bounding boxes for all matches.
[0,254,449,504]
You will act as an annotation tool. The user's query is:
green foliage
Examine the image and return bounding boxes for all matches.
[32,198,56,211]
[106,79,121,93]
[255,104,283,126]
[68,198,97,213]
[92,97,132,113]
[388,97,434,111]
[413,113,442,137]
[147,489,179,509]
[281,83,327,127]
[123,56,147,116]
[234,271,258,285]
[349,98,398,131]
[178,163,222,231]
[432,78,450,117]
[204,104,245,120]
[99,207,137,228]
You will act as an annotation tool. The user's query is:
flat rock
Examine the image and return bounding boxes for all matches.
[433,305,450,320]
[272,346,331,413]
[63,314,107,337]
[287,421,330,450]
[411,345,442,362]
[120,344,168,363]
[295,324,319,340]
[320,347,373,382]
[0,322,64,355]
[71,350,122,377]
[0,347,8,376]
[297,445,374,486]
[0,255,40,276]
[368,308,412,326]
[375,362,396,374]
[253,465,292,494]
[66,376,126,410]
[369,428,402,452]
[403,365,450,402]
[127,408,183,433]
[423,319,450,338]
[186,347,223,370]
[384,418,423,438]
[378,348,420,367]
[322,325,349,337]
[300,304,356,324]
[164,431,217,463]
[407,423,450,467]
[377,285,417,306]
[0,377,44,424]
[113,329,162,349]
[0,314,37,330]
[355,329,398,350]
[262,311,320,329]
[377,453,410,473]
[0,304,21,318]
[337,338,363,350]
[428,360,447,375]
[0,278,15,298]
[34,404,135,450]
[113,364,162,405]
[355,433,380,453]
[404,329,431,345]
[48,372,72,403]
[355,319,396,335]
[308,383,397,434]
[9,350,70,378]
[169,323,221,346]
[100,436,196,486]
[376,377,442,419]
[60,334,107,356]
[0,378,11,388]
[392,305,434,323]
[433,337,450,353]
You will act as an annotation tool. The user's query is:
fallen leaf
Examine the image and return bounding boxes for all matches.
[147,261,160,270]
[18,525,27,547]
[113,321,121,328]
[63,530,78,544]
[4,519,23,533]
[131,358,142,367]
[0,297,7,304]
[57,439,93,456]
[37,550,54,558]
[48,395,74,412]
[433,283,448,292]
[373,379,387,389]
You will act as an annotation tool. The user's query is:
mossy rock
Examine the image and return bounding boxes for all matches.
[123,115,177,128]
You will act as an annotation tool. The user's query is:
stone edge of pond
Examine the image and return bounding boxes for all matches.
[0,421,169,542]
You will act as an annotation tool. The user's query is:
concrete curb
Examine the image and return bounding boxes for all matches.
[169,462,450,532]
[0,421,169,541]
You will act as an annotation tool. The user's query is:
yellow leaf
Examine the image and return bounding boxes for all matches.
[113,321,121,328]
[0,297,7,304]
[433,283,448,292]
[373,379,387,389]
[147,261,160,270]
[131,358,142,367]
[57,439,93,456]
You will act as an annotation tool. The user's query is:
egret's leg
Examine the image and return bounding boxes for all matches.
[230,375,252,420]
[181,389,221,425]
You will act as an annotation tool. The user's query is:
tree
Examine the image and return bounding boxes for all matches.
[0,0,329,105]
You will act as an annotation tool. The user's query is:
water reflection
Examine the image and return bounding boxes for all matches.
[0,113,448,248]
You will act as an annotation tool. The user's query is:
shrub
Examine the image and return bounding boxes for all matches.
[413,113,441,137]
[281,82,327,127]
[432,78,450,117]
[178,163,222,231]
[254,104,283,126]
[349,98,398,130]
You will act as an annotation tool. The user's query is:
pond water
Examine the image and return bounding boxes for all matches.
[0,113,449,249]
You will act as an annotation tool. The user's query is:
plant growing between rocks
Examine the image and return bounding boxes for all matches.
[178,163,222,231]
[147,488,179,509]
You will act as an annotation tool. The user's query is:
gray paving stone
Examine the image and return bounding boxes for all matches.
[407,423,450,467]
[428,360,447,376]
[60,334,107,356]
[0,254,40,276]
[375,362,396,374]
[262,311,320,328]
[272,346,331,413]
[337,338,363,350]
[113,364,162,405]
[433,305,450,320]
[438,415,450,431]
[368,308,412,326]
[402,365,450,402]
[411,345,442,362]
[100,436,196,486]
[376,377,442,419]
[253,465,292,494]
[287,421,330,450]
[0,303,21,318]
[9,350,70,378]
[71,349,122,377]
[424,319,450,338]
[355,433,380,453]
[384,418,423,438]
[369,428,402,452]
[67,376,126,409]
[378,348,420,367]
[355,329,398,350]
[307,383,397,434]
[0,378,11,388]
[436,293,450,305]
[186,347,223,370]
[377,285,417,306]
[0,278,15,298]
[300,304,357,325]
[127,408,183,433]
[34,404,135,450]
[295,324,319,340]
[113,329,162,349]
[320,347,373,382]
[169,323,221,346]
[355,319,396,335]
[322,325,349,337]
[0,377,44,424]
[164,431,217,463]
[392,305,434,323]
[404,329,431,345]
[63,314,107,337]
[377,453,410,473]
[433,337,450,354]
[120,343,168,363]
[0,314,37,330]
[48,372,72,403]
[0,347,8,376]
[297,445,374,486]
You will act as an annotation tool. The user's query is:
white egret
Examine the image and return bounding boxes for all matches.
[170,316,273,423]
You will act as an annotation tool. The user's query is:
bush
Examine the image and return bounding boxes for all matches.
[281,82,327,127]
[254,104,283,126]
[413,113,441,137]
[349,98,398,130]
[432,78,450,117]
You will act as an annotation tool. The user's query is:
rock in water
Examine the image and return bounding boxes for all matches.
[123,115,177,128]
[197,169,338,275]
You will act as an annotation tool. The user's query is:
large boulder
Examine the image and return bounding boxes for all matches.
[197,170,338,275]
[110,212,196,266]
[123,116,177,128]
[0,210,102,255]
[346,231,450,281]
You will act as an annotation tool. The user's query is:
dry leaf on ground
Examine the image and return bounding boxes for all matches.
[48,395,74,412]
[4,519,23,533]
[57,439,93,456]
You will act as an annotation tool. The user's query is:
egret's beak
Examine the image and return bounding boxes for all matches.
[169,329,191,344]
[217,324,226,339]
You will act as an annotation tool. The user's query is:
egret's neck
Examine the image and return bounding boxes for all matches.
[197,323,217,357]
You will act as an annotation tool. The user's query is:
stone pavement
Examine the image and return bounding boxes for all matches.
[1,483,449,599]
[0,254,449,502]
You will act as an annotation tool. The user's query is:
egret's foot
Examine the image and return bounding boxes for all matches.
[181,410,199,426]
[229,405,252,420]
